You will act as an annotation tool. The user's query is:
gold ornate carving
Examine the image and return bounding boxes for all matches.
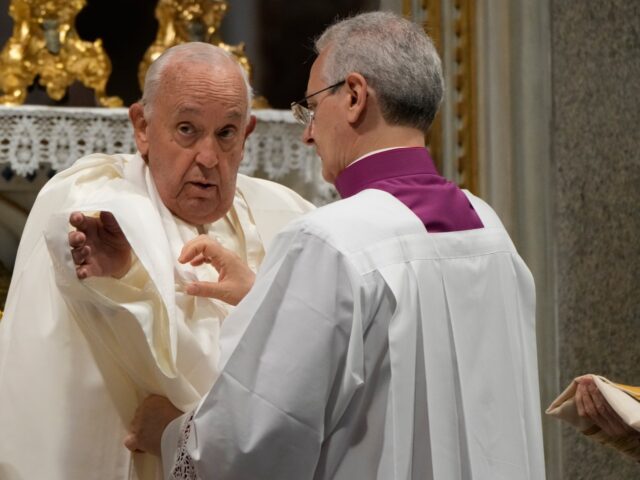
[452,0,477,192]
[138,0,263,106]
[0,262,10,312]
[403,0,478,193]
[0,0,122,107]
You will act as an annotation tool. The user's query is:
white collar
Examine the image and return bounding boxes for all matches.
[348,146,413,168]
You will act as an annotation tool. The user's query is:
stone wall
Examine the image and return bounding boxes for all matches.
[551,1,640,477]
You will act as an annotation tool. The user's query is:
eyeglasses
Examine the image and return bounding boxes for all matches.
[290,80,346,127]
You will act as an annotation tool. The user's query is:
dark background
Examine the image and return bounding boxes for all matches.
[0,0,379,108]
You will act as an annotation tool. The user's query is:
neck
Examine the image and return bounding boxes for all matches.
[346,124,426,168]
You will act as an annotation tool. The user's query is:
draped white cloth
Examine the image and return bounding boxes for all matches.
[163,189,546,480]
[0,153,313,480]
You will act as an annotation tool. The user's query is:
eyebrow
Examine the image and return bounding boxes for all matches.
[175,105,244,122]
[175,105,203,116]
[224,110,243,121]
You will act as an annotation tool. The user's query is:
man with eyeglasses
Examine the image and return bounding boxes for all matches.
[125,11,546,479]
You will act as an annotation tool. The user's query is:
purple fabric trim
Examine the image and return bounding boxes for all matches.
[334,147,483,233]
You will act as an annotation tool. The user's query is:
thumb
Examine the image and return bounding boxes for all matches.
[186,281,227,300]
[179,236,225,267]
[100,211,123,234]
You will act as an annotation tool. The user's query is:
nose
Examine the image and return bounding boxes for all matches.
[302,122,314,145]
[195,138,219,168]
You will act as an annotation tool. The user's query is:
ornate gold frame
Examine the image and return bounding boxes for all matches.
[137,0,268,107]
[403,0,478,193]
[0,0,122,107]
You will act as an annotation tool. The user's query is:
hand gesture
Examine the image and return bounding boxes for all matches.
[575,375,636,438]
[68,211,132,279]
[178,235,256,305]
[124,394,183,457]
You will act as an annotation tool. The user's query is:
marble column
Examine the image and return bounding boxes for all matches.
[477,0,639,477]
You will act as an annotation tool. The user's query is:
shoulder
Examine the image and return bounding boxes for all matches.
[461,190,507,230]
[235,174,315,214]
[42,153,138,190]
[62,152,136,176]
[283,189,422,253]
[34,153,147,212]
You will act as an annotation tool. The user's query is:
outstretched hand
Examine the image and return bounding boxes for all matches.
[69,211,132,279]
[179,235,256,305]
[575,375,636,438]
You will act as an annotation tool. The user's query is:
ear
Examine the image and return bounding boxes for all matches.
[244,114,257,139]
[129,103,150,159]
[345,72,368,125]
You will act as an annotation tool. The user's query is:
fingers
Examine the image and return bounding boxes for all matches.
[576,377,632,437]
[179,235,225,265]
[68,229,86,248]
[71,245,91,267]
[187,253,209,267]
[186,276,253,305]
[575,382,588,417]
[70,242,107,279]
[575,375,596,416]
[69,211,100,234]
[180,235,254,305]
[69,229,92,278]
[587,383,630,436]
[69,211,86,229]
[75,266,90,280]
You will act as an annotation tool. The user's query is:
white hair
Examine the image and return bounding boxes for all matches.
[316,12,443,132]
[141,42,253,118]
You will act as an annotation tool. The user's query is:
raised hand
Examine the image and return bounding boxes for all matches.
[68,211,132,279]
[178,235,256,305]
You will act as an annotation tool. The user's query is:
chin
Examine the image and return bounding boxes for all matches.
[174,205,224,226]
[174,194,234,225]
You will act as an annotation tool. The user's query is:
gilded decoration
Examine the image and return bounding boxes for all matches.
[452,0,477,193]
[0,261,10,312]
[0,0,122,107]
[403,0,478,193]
[138,0,265,106]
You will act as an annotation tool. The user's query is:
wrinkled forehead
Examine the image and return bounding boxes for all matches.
[157,61,249,114]
[162,60,247,93]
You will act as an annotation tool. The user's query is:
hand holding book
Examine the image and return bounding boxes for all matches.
[547,374,640,461]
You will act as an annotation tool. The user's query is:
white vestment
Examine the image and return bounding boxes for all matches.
[0,153,313,480]
[163,189,546,480]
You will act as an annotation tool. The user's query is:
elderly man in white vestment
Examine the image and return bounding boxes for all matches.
[0,43,313,480]
[123,12,546,480]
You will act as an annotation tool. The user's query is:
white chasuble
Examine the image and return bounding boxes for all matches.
[163,189,545,480]
[0,153,313,480]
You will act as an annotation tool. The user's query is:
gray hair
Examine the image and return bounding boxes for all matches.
[141,42,253,118]
[316,11,443,132]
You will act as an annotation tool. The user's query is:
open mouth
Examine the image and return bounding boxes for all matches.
[189,181,215,190]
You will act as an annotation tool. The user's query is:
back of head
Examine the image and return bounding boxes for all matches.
[141,42,253,117]
[316,12,443,132]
